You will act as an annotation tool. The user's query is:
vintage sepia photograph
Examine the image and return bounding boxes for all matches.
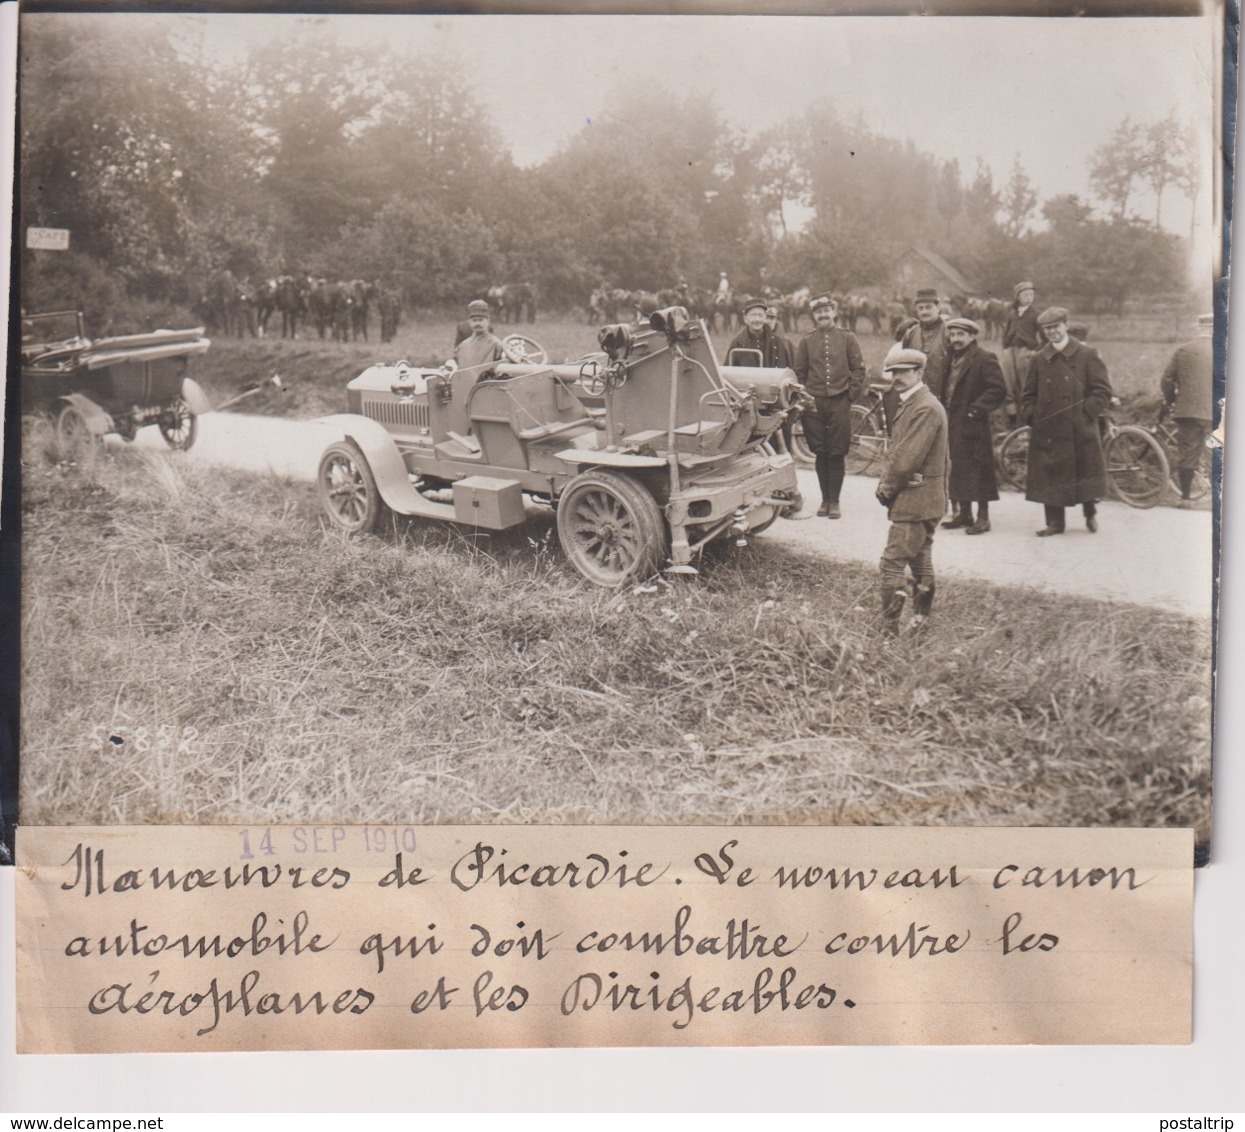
[9,3,1222,852]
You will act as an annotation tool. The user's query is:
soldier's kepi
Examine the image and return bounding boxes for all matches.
[875,348,950,635]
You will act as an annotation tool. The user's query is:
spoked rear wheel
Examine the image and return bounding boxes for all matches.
[158,398,198,451]
[995,426,1030,491]
[557,470,668,587]
[1106,426,1169,508]
[55,403,101,467]
[846,404,884,476]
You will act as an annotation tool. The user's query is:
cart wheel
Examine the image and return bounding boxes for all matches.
[55,404,100,467]
[318,441,385,534]
[995,426,1030,491]
[557,470,668,586]
[1105,426,1168,508]
[502,334,548,365]
[789,422,815,466]
[158,398,198,451]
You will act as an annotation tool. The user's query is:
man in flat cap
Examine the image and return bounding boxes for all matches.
[941,318,1007,534]
[875,349,949,633]
[1022,306,1112,535]
[453,298,506,382]
[765,305,797,371]
[1001,281,1041,429]
[1161,312,1215,507]
[795,294,866,518]
[900,288,949,403]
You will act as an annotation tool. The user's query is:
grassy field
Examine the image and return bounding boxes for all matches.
[193,316,1181,426]
[20,438,1212,844]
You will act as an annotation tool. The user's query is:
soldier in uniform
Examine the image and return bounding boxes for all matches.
[900,288,949,403]
[1001,281,1041,428]
[941,318,1007,534]
[874,349,949,634]
[765,305,797,370]
[1022,306,1113,535]
[1161,312,1215,507]
[453,299,506,382]
[795,294,866,518]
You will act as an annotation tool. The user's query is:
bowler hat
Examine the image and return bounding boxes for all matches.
[914,288,940,305]
[742,297,767,315]
[467,299,490,315]
[1013,281,1035,299]
[810,294,835,312]
[883,348,927,372]
[1036,306,1069,327]
[945,318,981,336]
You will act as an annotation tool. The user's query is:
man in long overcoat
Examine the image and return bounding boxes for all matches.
[1161,312,1214,507]
[875,348,949,633]
[941,318,1007,534]
[1022,306,1112,536]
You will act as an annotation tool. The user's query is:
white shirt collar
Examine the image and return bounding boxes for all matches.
[898,381,925,402]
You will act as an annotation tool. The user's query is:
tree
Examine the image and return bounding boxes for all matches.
[1142,114,1182,228]
[1089,119,1147,220]
[1001,158,1038,239]
[935,158,963,238]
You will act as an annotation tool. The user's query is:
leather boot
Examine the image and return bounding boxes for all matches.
[881,584,907,635]
[910,582,935,630]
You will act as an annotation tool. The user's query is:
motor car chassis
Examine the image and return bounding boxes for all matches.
[316,310,804,586]
[20,310,212,453]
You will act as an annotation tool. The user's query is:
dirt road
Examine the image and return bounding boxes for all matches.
[131,411,1215,619]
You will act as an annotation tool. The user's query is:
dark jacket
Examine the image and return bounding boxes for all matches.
[795,326,866,399]
[1022,337,1112,505]
[724,326,795,371]
[879,383,949,522]
[1003,304,1041,351]
[1161,336,1213,421]
[943,343,1007,501]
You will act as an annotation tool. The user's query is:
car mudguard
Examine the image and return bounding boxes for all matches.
[58,393,114,436]
[315,413,433,515]
[180,377,212,415]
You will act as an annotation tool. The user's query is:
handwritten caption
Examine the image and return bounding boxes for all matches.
[16,825,1191,1051]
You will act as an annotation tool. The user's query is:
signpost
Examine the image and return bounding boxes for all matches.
[26,227,69,251]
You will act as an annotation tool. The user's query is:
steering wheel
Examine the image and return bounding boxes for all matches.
[502,334,548,365]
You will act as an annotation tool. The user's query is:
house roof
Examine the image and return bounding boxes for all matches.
[905,246,976,294]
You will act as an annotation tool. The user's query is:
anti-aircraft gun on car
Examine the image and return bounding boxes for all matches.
[315,306,805,586]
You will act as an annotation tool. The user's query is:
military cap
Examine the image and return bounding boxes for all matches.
[914,288,940,305]
[883,348,927,372]
[945,317,981,336]
[1068,323,1090,341]
[467,299,490,315]
[742,296,767,315]
[810,294,836,312]
[1036,305,1070,327]
[1013,280,1035,299]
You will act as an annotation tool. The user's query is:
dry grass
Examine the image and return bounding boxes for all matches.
[19,442,1213,847]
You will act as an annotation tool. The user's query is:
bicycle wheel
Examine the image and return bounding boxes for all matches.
[995,426,1030,491]
[846,404,884,476]
[789,421,815,466]
[1105,426,1169,508]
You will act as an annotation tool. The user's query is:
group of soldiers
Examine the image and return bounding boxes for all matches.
[727,285,1215,634]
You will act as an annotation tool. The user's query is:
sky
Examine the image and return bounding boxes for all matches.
[31,9,1223,252]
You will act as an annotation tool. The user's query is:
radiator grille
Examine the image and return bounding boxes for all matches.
[365,396,429,431]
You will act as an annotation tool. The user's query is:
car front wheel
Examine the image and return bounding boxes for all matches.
[318,441,385,534]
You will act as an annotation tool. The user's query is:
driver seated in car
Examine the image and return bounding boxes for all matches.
[453,299,506,382]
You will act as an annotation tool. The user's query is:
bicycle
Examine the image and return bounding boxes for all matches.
[788,383,890,474]
[1151,413,1213,502]
[993,409,1170,508]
